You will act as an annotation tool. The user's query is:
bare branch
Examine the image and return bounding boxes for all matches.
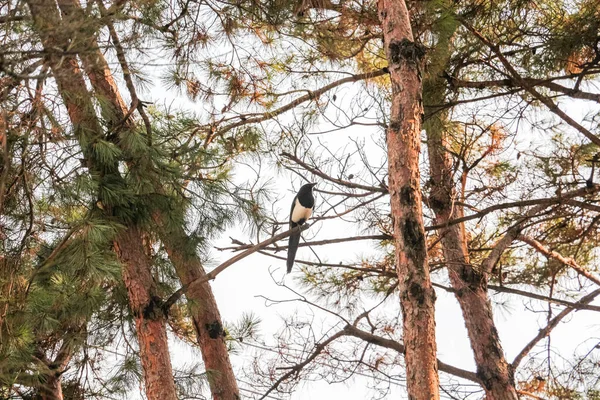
[511,288,600,369]
[449,75,600,104]
[210,69,388,141]
[342,324,481,384]
[281,152,387,193]
[433,282,600,312]
[215,234,390,252]
[426,195,592,232]
[258,330,347,400]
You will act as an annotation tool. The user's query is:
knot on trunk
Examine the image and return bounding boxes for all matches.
[388,38,426,66]
[206,320,226,339]
[402,216,426,269]
[142,295,166,319]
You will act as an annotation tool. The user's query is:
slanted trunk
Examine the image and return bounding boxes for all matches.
[156,217,240,400]
[54,2,240,397]
[55,0,131,129]
[377,1,440,398]
[424,22,518,400]
[426,99,518,400]
[428,135,517,400]
[26,3,178,399]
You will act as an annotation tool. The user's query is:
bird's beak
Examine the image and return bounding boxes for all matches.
[310,182,317,188]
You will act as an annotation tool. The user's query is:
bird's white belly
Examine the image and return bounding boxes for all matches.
[292,198,312,223]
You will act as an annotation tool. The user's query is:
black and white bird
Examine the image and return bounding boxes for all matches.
[287,182,317,273]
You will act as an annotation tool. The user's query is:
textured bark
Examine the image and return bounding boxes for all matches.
[157,217,241,400]
[0,110,9,216]
[33,343,73,400]
[114,226,177,400]
[56,0,132,129]
[377,1,440,398]
[54,2,239,397]
[37,374,63,400]
[26,2,178,399]
[424,29,519,400]
[427,130,518,399]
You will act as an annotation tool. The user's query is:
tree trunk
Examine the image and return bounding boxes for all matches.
[423,21,519,400]
[37,374,63,400]
[156,216,241,400]
[377,1,440,398]
[114,226,178,400]
[26,3,178,399]
[427,131,518,400]
[53,2,240,398]
[425,102,518,400]
[34,345,73,400]
[55,0,132,129]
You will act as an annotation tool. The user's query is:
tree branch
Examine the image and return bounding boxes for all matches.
[210,69,388,141]
[449,75,600,104]
[479,185,600,275]
[511,288,600,369]
[215,234,390,252]
[518,235,600,287]
[281,152,387,193]
[433,282,600,312]
[342,324,481,384]
[425,195,591,232]
[459,17,600,147]
[258,320,482,400]
[259,330,347,400]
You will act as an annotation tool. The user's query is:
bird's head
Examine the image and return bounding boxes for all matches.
[298,182,317,195]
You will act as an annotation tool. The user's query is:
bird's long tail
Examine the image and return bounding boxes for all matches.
[287,231,301,273]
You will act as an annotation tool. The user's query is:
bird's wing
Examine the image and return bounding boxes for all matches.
[287,194,300,273]
[289,195,298,228]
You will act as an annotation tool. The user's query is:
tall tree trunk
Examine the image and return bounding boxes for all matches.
[54,2,240,398]
[26,2,178,399]
[427,123,518,400]
[114,226,178,400]
[156,216,240,400]
[377,1,440,398]
[423,20,518,400]
[55,0,131,129]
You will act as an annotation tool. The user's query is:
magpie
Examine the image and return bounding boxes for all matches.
[287,182,317,273]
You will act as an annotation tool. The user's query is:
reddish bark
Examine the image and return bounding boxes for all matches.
[37,375,63,400]
[423,23,518,399]
[157,218,241,400]
[114,226,177,400]
[55,0,132,129]
[427,130,518,399]
[0,110,9,216]
[377,1,440,398]
[26,2,178,399]
[34,343,73,400]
